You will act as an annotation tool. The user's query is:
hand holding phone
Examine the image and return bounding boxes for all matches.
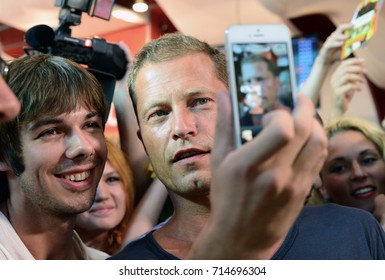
[225,24,296,147]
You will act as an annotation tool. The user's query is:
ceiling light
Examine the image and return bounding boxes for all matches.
[132,0,148,13]
[112,9,144,22]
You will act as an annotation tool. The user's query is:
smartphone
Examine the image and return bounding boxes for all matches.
[225,24,297,147]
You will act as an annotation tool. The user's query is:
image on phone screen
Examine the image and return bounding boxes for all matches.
[230,42,295,143]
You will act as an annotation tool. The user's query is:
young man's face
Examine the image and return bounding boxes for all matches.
[14,106,107,215]
[135,53,227,195]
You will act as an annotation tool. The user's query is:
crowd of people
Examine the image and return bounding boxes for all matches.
[1,18,385,260]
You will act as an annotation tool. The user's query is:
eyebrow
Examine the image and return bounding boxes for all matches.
[327,148,380,164]
[28,112,100,132]
[104,170,120,176]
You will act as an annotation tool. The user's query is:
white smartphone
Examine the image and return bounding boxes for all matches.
[225,24,297,147]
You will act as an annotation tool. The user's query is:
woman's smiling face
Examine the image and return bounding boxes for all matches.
[321,130,385,212]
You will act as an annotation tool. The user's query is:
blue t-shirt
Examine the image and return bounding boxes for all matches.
[108,204,385,260]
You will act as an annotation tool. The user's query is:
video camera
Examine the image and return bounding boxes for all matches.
[24,0,128,80]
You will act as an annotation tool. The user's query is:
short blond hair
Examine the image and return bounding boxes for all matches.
[324,117,385,160]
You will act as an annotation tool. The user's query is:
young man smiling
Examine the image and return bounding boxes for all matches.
[0,54,109,259]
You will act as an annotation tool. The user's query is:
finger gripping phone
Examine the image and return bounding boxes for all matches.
[225,24,296,147]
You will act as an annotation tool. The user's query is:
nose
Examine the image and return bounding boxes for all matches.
[171,108,197,140]
[0,77,21,124]
[94,182,108,202]
[65,128,95,160]
[351,161,367,180]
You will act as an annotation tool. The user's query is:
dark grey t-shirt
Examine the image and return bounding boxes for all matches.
[109,204,385,260]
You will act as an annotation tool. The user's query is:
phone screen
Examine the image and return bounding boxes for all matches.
[229,41,295,143]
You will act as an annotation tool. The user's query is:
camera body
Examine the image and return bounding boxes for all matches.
[25,0,128,80]
[51,33,127,80]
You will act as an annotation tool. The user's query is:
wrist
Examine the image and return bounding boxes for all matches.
[314,56,334,68]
